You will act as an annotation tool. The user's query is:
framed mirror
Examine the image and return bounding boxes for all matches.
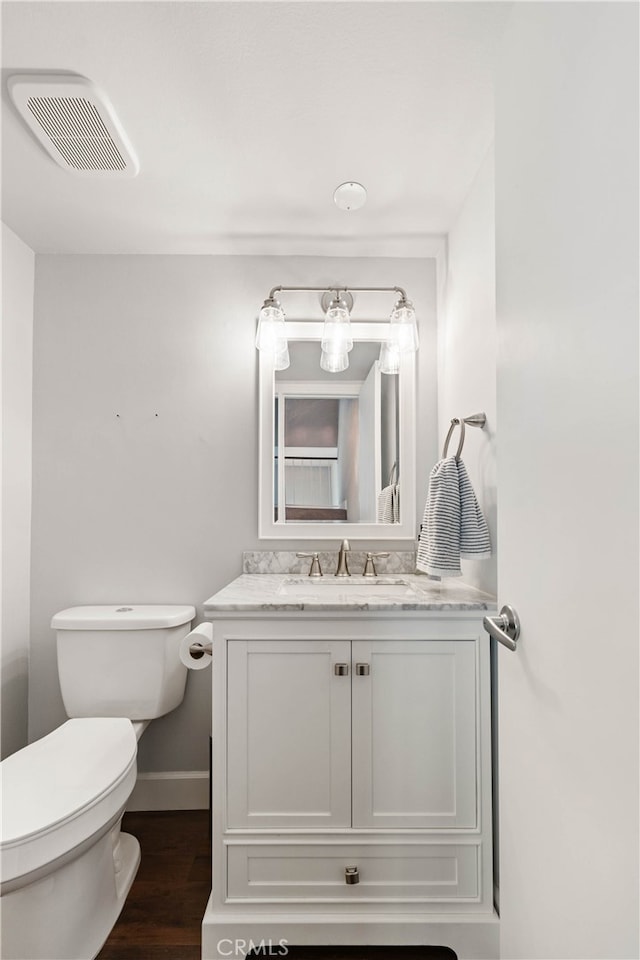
[259,321,416,539]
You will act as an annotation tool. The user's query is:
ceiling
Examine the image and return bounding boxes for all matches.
[1,1,511,256]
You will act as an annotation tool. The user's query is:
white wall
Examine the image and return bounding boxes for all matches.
[1,223,34,759]
[31,255,437,775]
[495,3,639,957]
[440,146,497,597]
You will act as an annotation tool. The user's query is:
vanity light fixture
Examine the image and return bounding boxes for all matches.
[255,285,419,373]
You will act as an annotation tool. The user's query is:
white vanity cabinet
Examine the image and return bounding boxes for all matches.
[226,637,477,832]
[202,587,499,960]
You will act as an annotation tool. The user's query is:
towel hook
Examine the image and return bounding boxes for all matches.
[442,412,487,460]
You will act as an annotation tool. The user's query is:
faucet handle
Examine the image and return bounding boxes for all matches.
[362,552,390,577]
[296,552,323,577]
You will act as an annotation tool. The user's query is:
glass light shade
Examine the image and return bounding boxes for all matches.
[320,348,349,373]
[389,299,419,353]
[378,340,400,375]
[256,302,287,353]
[274,344,290,371]
[321,299,353,354]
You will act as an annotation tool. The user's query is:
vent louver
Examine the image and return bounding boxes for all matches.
[9,74,138,178]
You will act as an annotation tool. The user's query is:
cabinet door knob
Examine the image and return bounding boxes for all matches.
[345,866,360,884]
[334,663,349,676]
[355,663,370,676]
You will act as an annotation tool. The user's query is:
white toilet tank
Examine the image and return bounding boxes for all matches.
[53,604,196,720]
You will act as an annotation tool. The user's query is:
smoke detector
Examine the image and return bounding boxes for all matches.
[333,181,367,211]
[8,74,139,177]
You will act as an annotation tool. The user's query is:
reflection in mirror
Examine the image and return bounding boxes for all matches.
[274,342,399,524]
[259,320,416,540]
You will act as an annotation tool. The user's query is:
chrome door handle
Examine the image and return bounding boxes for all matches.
[483,604,520,651]
[334,663,349,676]
[355,663,370,676]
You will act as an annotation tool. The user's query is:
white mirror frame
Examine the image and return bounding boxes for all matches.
[259,321,416,540]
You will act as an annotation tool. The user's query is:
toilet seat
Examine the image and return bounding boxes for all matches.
[0,718,137,890]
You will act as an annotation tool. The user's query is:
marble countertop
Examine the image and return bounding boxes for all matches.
[203,573,496,614]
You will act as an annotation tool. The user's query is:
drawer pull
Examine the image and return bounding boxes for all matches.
[355,663,370,676]
[334,663,349,676]
[345,866,360,884]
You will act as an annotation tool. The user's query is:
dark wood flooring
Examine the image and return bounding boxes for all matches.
[98,810,456,960]
[98,810,210,960]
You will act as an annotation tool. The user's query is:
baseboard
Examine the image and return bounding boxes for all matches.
[126,770,210,811]
[202,900,500,960]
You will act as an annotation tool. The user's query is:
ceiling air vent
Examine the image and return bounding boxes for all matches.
[8,74,139,177]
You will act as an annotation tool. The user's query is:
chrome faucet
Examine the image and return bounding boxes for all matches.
[335,539,351,577]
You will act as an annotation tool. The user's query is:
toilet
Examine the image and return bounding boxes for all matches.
[0,603,196,960]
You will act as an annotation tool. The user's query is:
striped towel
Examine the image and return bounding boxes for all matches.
[376,482,400,523]
[376,463,400,523]
[416,457,491,577]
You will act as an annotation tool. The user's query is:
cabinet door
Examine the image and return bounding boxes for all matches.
[352,639,477,829]
[227,639,352,828]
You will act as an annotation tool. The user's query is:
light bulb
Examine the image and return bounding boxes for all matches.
[320,348,349,373]
[389,298,419,353]
[321,297,353,354]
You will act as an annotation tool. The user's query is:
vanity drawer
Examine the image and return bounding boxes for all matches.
[226,842,479,902]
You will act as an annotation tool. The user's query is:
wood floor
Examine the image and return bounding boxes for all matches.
[98,810,210,960]
[98,810,456,960]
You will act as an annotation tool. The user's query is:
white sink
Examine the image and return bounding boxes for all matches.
[277,577,421,601]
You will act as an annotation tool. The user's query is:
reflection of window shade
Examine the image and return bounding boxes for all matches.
[285,460,336,506]
[285,398,340,447]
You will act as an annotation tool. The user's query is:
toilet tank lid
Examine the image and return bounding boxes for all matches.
[51,604,196,630]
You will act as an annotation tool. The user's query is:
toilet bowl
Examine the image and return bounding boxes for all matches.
[0,603,196,960]
[1,719,138,960]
